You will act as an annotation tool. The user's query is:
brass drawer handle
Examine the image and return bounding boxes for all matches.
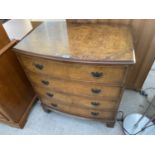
[91,102,100,106]
[91,88,101,94]
[91,72,103,78]
[34,63,44,70]
[41,80,49,85]
[51,103,58,107]
[46,92,54,97]
[91,112,99,116]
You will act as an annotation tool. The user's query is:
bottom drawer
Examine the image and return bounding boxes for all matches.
[43,99,116,120]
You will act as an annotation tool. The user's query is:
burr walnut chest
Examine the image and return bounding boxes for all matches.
[13,21,135,127]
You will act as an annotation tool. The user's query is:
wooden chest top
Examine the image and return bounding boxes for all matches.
[14,21,135,64]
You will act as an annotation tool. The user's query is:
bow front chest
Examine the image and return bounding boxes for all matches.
[13,21,135,127]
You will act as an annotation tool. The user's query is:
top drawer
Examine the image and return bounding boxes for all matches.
[18,55,127,85]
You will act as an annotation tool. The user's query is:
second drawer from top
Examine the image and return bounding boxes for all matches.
[27,72,123,100]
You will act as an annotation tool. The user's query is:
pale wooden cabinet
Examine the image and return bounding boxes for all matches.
[0,41,36,128]
[0,24,36,128]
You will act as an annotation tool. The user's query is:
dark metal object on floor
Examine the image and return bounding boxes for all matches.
[123,95,155,135]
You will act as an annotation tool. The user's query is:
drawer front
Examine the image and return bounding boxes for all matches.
[42,99,115,120]
[39,91,118,111]
[27,72,122,99]
[18,55,127,85]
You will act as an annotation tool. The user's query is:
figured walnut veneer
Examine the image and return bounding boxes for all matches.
[14,22,135,64]
[13,21,135,127]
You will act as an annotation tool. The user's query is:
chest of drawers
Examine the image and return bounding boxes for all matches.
[13,21,135,127]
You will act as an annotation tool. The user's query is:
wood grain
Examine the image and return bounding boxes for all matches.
[0,40,36,128]
[0,39,17,55]
[39,91,118,111]
[42,101,115,120]
[0,110,9,121]
[0,24,10,49]
[17,54,127,85]
[67,19,155,90]
[26,72,122,100]
[14,21,135,64]
[14,21,135,127]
